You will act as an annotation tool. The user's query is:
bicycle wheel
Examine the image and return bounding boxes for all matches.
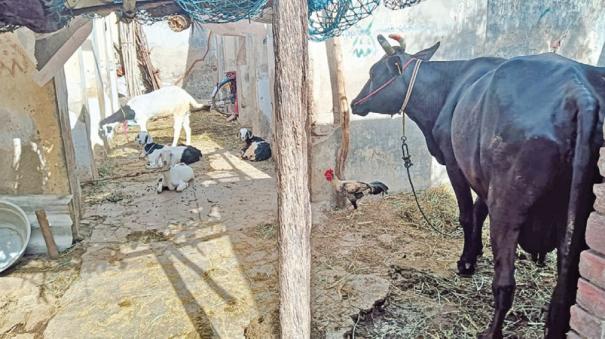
[211,79,234,116]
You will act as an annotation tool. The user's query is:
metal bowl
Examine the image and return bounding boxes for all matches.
[0,201,31,273]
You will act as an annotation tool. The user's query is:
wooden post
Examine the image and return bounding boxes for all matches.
[272,0,312,337]
[134,23,161,91]
[54,69,82,238]
[35,209,59,258]
[326,38,350,208]
[118,21,142,97]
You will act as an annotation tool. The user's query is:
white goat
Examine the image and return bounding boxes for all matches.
[137,132,203,168]
[156,151,194,193]
[99,86,206,146]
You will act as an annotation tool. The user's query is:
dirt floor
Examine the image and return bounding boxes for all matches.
[0,110,556,338]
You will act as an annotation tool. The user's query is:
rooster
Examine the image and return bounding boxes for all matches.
[324,168,389,209]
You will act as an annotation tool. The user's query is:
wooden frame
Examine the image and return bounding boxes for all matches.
[326,38,351,208]
[54,69,82,238]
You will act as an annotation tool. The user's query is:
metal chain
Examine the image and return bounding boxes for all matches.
[400,135,456,237]
[399,59,456,237]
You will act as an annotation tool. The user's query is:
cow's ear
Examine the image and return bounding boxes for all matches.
[385,55,403,75]
[412,41,440,60]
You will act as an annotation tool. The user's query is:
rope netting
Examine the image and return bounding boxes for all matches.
[0,25,19,34]
[308,0,380,41]
[175,0,268,23]
[0,0,73,33]
[1,0,425,40]
[382,0,424,10]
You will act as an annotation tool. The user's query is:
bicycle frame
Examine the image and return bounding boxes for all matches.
[212,71,237,102]
[211,71,238,119]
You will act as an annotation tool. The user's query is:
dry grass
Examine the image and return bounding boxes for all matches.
[390,185,463,238]
[255,223,277,240]
[312,186,557,338]
[7,242,87,300]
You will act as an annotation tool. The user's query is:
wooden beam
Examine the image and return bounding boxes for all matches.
[119,21,142,97]
[35,209,59,258]
[326,38,350,208]
[32,16,93,86]
[54,69,82,239]
[271,0,312,337]
[66,0,153,10]
[134,23,161,91]
[123,0,137,13]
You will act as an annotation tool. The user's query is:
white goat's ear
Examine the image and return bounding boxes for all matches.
[246,130,252,140]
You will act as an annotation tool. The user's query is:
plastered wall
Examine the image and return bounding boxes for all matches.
[0,32,71,195]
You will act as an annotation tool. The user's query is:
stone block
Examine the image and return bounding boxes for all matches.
[593,185,605,215]
[587,213,605,255]
[580,250,605,290]
[570,305,605,339]
[576,278,605,319]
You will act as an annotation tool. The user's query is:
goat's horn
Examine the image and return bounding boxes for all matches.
[377,34,395,55]
[388,33,406,52]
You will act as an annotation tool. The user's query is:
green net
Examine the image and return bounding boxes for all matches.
[308,0,381,41]
[383,0,425,10]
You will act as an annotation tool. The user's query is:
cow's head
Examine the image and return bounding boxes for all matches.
[351,34,440,116]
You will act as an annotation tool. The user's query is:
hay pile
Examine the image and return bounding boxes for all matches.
[313,186,557,338]
[353,258,555,338]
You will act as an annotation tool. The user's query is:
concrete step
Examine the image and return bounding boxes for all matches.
[26,225,73,254]
[0,195,73,255]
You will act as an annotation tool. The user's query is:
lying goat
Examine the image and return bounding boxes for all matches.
[239,128,271,161]
[98,86,206,146]
[156,151,194,193]
[136,132,202,168]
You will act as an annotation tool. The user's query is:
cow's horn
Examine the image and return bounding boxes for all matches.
[388,33,405,52]
[377,34,395,55]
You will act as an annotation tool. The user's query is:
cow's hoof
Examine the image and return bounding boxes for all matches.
[457,260,476,276]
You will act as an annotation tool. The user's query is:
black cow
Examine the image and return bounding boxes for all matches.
[351,34,605,338]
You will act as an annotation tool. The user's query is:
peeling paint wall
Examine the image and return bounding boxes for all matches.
[310,0,488,200]
[0,32,70,195]
[144,22,218,101]
[236,28,273,141]
[214,22,274,142]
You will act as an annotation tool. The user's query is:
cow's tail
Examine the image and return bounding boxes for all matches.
[546,90,599,338]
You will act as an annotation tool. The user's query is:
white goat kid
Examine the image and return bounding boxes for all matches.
[99,86,205,147]
[137,132,203,168]
[156,151,194,193]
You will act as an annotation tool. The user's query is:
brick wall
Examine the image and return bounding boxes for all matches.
[569,158,605,338]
